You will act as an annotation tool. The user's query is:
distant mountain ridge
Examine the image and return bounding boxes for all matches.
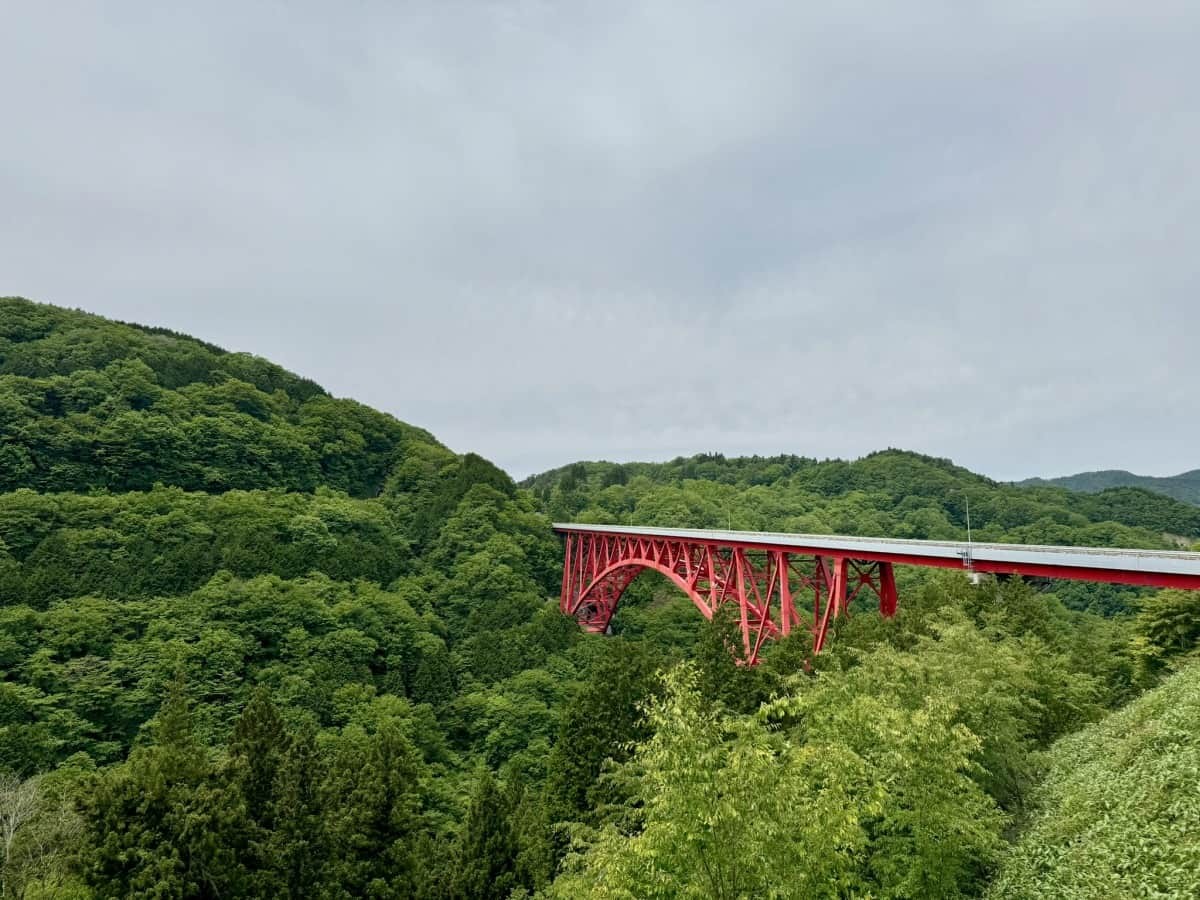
[1019,469,1200,507]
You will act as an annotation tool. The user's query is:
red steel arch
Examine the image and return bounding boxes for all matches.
[559,528,896,664]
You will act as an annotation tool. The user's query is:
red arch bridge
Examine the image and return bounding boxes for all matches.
[555,523,1200,664]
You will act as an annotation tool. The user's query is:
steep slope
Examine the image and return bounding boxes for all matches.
[987,660,1200,898]
[0,298,561,776]
[0,299,590,898]
[1020,468,1200,506]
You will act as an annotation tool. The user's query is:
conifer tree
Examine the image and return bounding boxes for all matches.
[692,604,767,713]
[452,769,518,900]
[267,722,327,898]
[320,721,430,898]
[228,685,288,826]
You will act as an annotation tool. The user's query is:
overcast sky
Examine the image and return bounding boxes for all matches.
[3,2,1197,479]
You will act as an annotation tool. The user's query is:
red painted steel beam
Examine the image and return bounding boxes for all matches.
[879,562,898,618]
[968,561,1200,590]
[554,526,1200,591]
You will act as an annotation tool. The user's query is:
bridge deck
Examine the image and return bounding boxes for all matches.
[553,523,1200,589]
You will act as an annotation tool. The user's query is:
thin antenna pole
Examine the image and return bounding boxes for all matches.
[963,491,974,576]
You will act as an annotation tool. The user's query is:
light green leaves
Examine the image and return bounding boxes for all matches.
[989,662,1200,899]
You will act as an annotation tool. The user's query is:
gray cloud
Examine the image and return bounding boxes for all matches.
[3,1,1197,478]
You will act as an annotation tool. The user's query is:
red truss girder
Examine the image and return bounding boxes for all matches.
[559,531,899,664]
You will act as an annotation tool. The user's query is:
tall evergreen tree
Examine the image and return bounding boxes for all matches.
[452,769,518,900]
[693,604,767,714]
[267,722,327,899]
[228,686,289,826]
[544,643,662,822]
[320,721,431,898]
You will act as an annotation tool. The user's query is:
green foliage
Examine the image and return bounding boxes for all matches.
[553,663,1002,899]
[0,301,574,895]
[0,297,448,498]
[266,722,325,898]
[70,681,454,898]
[0,487,411,608]
[228,687,288,826]
[1136,588,1200,656]
[450,769,520,900]
[543,642,664,822]
[988,663,1200,898]
[1130,588,1200,676]
[552,665,872,899]
[770,653,1007,898]
[691,605,768,714]
[78,678,253,898]
[318,718,434,898]
[2,298,1193,897]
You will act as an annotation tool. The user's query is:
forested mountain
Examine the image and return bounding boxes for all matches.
[1019,467,1200,506]
[0,296,442,497]
[2,297,1199,898]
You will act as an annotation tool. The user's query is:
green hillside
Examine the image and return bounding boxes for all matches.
[0,296,441,497]
[2,297,1198,898]
[988,655,1200,898]
[1020,468,1200,506]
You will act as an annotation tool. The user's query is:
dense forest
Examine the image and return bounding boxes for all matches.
[2,296,1198,898]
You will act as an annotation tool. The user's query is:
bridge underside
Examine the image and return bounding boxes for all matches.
[559,530,897,664]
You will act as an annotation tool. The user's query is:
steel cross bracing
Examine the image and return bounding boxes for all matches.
[554,523,1200,664]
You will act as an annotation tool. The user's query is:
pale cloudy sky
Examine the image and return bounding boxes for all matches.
[3,2,1197,479]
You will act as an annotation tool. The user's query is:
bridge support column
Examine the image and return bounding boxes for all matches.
[879,562,898,618]
[813,556,848,654]
[778,551,798,636]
